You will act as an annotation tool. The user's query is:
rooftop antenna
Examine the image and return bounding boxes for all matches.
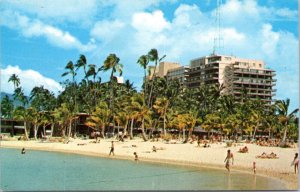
[212,0,223,55]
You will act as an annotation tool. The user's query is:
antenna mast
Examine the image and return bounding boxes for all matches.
[213,0,223,55]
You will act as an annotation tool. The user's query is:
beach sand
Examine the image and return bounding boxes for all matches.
[1,138,298,190]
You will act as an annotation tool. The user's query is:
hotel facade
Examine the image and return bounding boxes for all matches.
[148,54,276,104]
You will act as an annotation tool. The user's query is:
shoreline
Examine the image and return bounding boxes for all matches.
[1,139,298,190]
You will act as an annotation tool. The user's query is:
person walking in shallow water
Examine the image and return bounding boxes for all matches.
[109,141,115,156]
[21,148,26,154]
[224,149,234,172]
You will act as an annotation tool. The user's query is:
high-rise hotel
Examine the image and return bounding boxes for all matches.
[147,54,276,104]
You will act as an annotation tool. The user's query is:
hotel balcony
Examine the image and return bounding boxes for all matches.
[234,69,275,76]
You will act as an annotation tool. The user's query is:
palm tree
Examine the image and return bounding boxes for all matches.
[27,107,42,140]
[86,64,103,107]
[30,86,56,111]
[8,74,20,89]
[126,93,149,141]
[75,55,88,82]
[275,98,299,146]
[62,61,77,111]
[202,113,222,134]
[86,102,110,138]
[54,103,76,139]
[13,87,28,107]
[103,53,123,125]
[137,55,149,104]
[147,49,166,108]
[249,108,264,140]
[1,95,14,119]
[153,97,169,137]
[13,106,30,140]
[176,113,188,141]
[183,110,198,143]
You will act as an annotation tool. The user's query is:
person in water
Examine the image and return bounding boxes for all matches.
[21,148,26,154]
[224,149,234,172]
[109,141,115,156]
[133,152,138,161]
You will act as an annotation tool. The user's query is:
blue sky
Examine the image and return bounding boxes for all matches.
[1,0,299,110]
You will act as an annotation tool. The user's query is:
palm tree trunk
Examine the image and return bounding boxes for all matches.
[50,124,54,137]
[280,123,288,147]
[252,123,259,140]
[163,114,166,137]
[101,125,105,139]
[130,118,134,139]
[24,121,29,140]
[144,69,147,103]
[148,61,158,108]
[117,122,120,139]
[34,124,38,140]
[93,79,96,107]
[141,117,148,141]
[123,119,128,138]
[43,125,46,136]
[68,120,72,139]
[184,128,192,143]
[62,126,65,137]
[109,70,114,116]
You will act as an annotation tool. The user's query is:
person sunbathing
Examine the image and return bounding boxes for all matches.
[256,152,267,158]
[152,146,157,152]
[238,146,248,153]
[203,143,210,148]
[267,152,278,159]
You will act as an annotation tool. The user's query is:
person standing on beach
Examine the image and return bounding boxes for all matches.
[292,153,298,174]
[224,149,234,172]
[253,161,256,174]
[109,141,115,156]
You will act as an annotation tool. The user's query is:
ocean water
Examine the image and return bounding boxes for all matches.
[0,148,286,191]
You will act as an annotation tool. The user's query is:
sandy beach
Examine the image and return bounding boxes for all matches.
[1,138,298,190]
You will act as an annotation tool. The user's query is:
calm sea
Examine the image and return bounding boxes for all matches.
[0,148,286,191]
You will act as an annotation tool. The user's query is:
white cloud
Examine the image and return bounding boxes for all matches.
[260,24,280,57]
[90,20,125,41]
[1,0,99,25]
[173,4,203,27]
[1,10,96,52]
[275,8,298,20]
[132,10,170,33]
[1,65,63,96]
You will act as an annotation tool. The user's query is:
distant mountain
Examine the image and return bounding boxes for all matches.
[1,92,14,100]
[1,92,30,107]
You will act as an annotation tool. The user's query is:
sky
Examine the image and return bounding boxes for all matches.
[1,0,299,111]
